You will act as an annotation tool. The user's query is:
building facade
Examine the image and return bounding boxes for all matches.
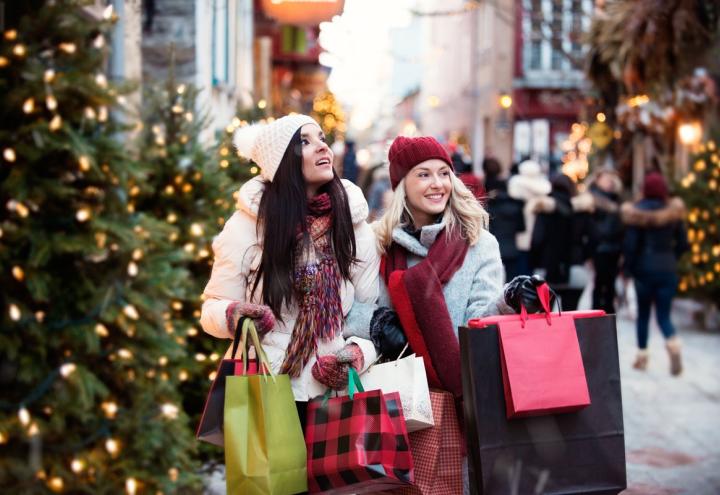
[512,0,592,169]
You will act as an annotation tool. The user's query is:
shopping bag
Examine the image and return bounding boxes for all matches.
[460,312,626,495]
[224,318,307,495]
[469,283,592,418]
[497,313,590,418]
[196,316,257,446]
[306,368,414,494]
[388,390,464,495]
[359,349,434,432]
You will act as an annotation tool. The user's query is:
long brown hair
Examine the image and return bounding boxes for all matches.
[251,129,357,319]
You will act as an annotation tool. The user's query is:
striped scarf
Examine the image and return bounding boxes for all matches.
[280,193,343,377]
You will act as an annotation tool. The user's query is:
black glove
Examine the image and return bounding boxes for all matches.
[369,307,412,359]
[503,275,557,314]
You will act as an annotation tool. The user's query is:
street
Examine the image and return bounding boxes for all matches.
[616,309,720,494]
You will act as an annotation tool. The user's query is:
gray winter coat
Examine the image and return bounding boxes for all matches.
[343,222,513,343]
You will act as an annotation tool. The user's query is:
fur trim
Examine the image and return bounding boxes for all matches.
[621,197,686,227]
[508,174,552,201]
[591,191,620,213]
[571,192,595,213]
[235,177,369,225]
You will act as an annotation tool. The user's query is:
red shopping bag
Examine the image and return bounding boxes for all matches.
[387,390,464,495]
[305,368,414,494]
[468,284,597,419]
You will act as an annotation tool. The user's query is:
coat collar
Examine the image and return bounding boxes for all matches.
[236,176,369,225]
[391,221,445,257]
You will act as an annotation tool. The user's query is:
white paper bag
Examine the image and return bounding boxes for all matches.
[360,353,434,432]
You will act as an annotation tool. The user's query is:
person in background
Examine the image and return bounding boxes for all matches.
[484,158,526,282]
[366,164,392,221]
[621,172,689,375]
[507,160,552,275]
[530,173,592,310]
[342,140,358,184]
[588,170,624,313]
[453,151,485,200]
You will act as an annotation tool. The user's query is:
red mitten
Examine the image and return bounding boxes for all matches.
[312,355,349,390]
[225,301,276,337]
[335,343,364,370]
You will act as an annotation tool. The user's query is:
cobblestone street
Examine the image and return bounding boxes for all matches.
[615,307,720,494]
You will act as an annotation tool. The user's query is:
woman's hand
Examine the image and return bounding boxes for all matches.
[369,307,411,359]
[226,301,276,337]
[503,275,555,313]
[312,344,364,390]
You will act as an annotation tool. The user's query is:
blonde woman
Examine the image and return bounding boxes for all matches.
[344,136,550,494]
[346,135,549,389]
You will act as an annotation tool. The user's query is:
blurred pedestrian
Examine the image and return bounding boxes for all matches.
[508,160,552,276]
[530,173,592,310]
[588,170,624,313]
[621,172,689,375]
[342,140,359,184]
[453,151,485,200]
[484,159,525,282]
[366,164,392,221]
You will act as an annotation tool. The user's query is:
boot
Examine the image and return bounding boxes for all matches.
[633,349,648,371]
[666,336,683,376]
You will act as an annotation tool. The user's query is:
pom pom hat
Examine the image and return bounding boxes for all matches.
[643,171,669,200]
[233,114,317,182]
[388,136,453,190]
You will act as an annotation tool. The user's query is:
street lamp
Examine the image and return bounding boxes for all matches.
[676,120,703,179]
[678,121,702,146]
[499,93,513,109]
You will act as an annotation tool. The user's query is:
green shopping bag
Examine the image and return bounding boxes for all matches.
[224,318,307,495]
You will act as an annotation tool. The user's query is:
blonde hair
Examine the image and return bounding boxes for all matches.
[374,173,489,253]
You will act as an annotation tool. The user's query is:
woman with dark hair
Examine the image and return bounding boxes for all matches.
[200,115,378,424]
[621,172,688,375]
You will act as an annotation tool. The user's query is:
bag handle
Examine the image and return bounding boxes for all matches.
[245,318,275,381]
[519,282,562,328]
[231,316,251,360]
[319,366,365,404]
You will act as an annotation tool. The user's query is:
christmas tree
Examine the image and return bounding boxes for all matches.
[677,135,720,302]
[0,2,200,492]
[311,91,346,147]
[133,68,236,461]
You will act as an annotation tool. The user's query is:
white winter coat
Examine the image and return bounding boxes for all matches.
[507,168,552,251]
[200,177,379,401]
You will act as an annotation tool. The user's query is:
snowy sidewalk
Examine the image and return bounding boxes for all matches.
[616,310,720,494]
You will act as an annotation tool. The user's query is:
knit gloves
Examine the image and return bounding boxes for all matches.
[225,301,276,337]
[369,307,411,359]
[312,343,364,390]
[503,275,556,314]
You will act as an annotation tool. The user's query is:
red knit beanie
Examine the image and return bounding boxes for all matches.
[643,172,668,200]
[388,136,453,190]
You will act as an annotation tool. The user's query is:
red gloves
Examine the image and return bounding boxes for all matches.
[225,301,276,337]
[312,343,364,390]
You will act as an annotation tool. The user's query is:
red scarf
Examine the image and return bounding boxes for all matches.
[280,193,343,377]
[381,228,469,397]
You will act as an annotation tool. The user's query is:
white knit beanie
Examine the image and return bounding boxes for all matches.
[233,114,318,182]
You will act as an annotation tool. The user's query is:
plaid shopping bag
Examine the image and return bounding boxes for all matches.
[306,368,414,494]
[388,390,464,495]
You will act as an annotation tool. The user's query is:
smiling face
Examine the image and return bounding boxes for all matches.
[403,159,453,227]
[300,123,334,197]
